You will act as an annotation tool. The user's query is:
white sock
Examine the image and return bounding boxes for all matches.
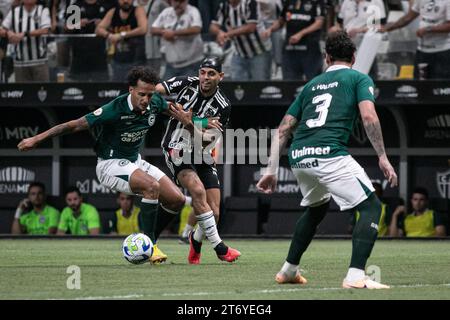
[182,224,194,238]
[195,211,222,248]
[345,268,365,282]
[184,196,192,206]
[280,261,298,275]
[193,225,205,242]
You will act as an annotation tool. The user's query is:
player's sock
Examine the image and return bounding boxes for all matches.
[345,268,366,282]
[154,204,178,241]
[280,261,299,275]
[195,211,226,253]
[182,223,194,238]
[350,193,382,270]
[140,198,159,243]
[193,225,204,242]
[185,196,192,206]
[286,201,329,265]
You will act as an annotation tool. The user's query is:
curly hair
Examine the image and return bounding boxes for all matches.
[325,31,356,63]
[127,66,160,87]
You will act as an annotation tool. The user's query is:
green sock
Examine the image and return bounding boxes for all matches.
[286,201,329,265]
[140,199,159,243]
[350,193,382,270]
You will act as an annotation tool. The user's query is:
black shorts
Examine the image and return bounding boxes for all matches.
[163,148,220,189]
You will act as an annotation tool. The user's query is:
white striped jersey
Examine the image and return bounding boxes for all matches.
[161,76,231,151]
[2,4,51,66]
[212,0,271,58]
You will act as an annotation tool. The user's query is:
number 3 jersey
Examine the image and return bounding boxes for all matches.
[286,65,375,164]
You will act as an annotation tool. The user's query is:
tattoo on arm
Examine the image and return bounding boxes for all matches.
[363,120,386,157]
[267,115,298,173]
[38,117,89,142]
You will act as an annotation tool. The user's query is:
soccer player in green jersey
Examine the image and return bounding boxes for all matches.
[17,67,187,263]
[11,182,60,235]
[257,31,398,289]
[57,187,101,235]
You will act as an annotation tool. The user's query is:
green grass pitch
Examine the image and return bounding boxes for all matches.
[0,239,449,300]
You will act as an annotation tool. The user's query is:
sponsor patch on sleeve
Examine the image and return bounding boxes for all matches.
[93,108,103,116]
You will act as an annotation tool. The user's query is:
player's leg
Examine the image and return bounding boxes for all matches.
[276,165,330,284]
[324,156,389,289]
[177,169,240,264]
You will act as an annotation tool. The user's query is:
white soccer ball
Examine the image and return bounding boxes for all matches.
[122,233,154,264]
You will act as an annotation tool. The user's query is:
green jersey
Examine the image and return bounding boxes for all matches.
[286,65,375,164]
[85,93,168,162]
[58,203,100,235]
[19,205,60,235]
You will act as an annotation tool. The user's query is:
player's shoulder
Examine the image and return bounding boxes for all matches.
[45,205,60,214]
[82,203,99,214]
[215,87,231,109]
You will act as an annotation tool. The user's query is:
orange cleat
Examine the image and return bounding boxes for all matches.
[188,231,202,265]
[217,247,241,262]
[275,271,308,285]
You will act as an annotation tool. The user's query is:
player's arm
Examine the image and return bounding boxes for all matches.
[256,115,298,194]
[17,116,89,151]
[389,205,405,237]
[358,101,397,187]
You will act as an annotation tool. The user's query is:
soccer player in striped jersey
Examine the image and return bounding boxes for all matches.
[154,57,241,264]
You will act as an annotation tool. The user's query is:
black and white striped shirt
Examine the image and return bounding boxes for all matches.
[2,4,51,66]
[212,0,271,58]
[161,76,231,151]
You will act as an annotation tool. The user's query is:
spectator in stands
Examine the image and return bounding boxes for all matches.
[262,0,325,80]
[381,0,450,79]
[11,182,60,235]
[66,0,109,82]
[348,182,392,236]
[1,0,51,82]
[110,192,142,235]
[198,0,223,41]
[136,0,169,77]
[210,0,272,80]
[151,0,204,79]
[389,187,447,237]
[57,186,101,235]
[0,0,17,18]
[96,0,147,81]
[258,0,283,79]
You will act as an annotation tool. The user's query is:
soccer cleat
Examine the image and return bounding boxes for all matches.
[150,244,167,264]
[188,231,202,264]
[217,247,241,263]
[275,271,308,285]
[178,236,189,245]
[342,276,390,289]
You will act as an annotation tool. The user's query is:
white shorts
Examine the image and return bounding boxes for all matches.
[96,155,166,195]
[291,155,375,211]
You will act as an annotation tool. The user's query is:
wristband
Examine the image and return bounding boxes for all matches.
[193,117,208,128]
[14,208,22,219]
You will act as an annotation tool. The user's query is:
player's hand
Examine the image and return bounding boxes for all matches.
[17,137,39,151]
[18,198,31,211]
[392,205,406,217]
[256,174,278,194]
[378,155,398,188]
[108,33,121,45]
[168,102,192,127]
[206,117,223,131]
[289,33,303,45]
[416,27,427,38]
[261,29,271,40]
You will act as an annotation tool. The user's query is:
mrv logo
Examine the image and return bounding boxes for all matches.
[0,126,39,140]
[0,166,36,193]
[76,179,115,194]
[291,146,331,159]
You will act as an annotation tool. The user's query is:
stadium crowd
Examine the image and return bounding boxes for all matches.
[0,0,449,82]
[12,181,448,237]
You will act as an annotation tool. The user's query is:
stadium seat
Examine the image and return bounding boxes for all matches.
[396,65,414,79]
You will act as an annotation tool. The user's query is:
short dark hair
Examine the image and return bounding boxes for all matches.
[28,182,45,194]
[412,187,429,199]
[65,186,82,197]
[325,31,356,63]
[127,66,159,87]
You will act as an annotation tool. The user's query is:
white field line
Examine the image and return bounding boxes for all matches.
[53,283,450,300]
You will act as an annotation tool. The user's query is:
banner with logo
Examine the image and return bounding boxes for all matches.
[410,157,450,200]
[0,108,51,148]
[0,157,52,194]
[405,106,450,147]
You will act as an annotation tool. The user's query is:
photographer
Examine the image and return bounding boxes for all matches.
[11,182,60,235]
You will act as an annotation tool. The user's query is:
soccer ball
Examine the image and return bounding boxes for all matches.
[122,233,154,264]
